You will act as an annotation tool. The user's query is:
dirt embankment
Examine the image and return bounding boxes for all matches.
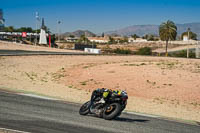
[0,41,200,122]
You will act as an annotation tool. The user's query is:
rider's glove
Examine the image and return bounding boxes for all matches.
[98,98,105,104]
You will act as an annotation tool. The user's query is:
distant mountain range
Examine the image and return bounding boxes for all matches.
[62,30,96,37]
[105,22,200,39]
[62,23,200,40]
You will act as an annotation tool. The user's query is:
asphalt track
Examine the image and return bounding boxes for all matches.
[0,91,199,133]
[0,49,97,56]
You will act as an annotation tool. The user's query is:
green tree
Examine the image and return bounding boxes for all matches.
[16,27,34,32]
[131,34,139,40]
[136,47,152,55]
[181,31,197,40]
[143,34,159,41]
[78,35,90,44]
[4,26,15,32]
[102,32,104,37]
[142,34,148,39]
[69,35,75,38]
[108,36,115,44]
[114,48,131,54]
[26,27,34,32]
[159,20,177,56]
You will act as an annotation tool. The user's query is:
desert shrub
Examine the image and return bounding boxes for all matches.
[136,47,152,55]
[169,50,195,58]
[113,48,132,54]
[59,45,65,49]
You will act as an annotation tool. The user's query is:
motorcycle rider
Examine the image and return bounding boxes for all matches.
[91,88,122,104]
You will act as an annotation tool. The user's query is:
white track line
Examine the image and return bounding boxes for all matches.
[124,111,160,118]
[0,128,30,133]
[18,93,58,101]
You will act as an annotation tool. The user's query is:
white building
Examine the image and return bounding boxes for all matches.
[65,37,79,42]
[39,29,47,44]
[128,37,147,43]
[88,37,109,43]
[183,35,189,41]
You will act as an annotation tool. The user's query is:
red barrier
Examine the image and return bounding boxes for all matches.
[49,34,51,47]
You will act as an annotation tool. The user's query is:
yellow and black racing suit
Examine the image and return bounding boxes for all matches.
[91,88,122,103]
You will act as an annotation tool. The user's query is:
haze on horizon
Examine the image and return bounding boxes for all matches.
[1,0,200,34]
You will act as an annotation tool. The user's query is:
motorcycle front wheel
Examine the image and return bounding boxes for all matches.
[79,101,90,115]
[103,103,122,120]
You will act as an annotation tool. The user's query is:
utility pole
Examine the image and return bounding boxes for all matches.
[187,28,190,58]
[57,20,61,42]
[35,12,40,45]
[196,41,200,58]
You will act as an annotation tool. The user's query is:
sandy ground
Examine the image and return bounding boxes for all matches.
[0,41,200,122]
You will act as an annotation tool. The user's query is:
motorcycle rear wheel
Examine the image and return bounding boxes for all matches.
[79,101,90,115]
[103,103,122,120]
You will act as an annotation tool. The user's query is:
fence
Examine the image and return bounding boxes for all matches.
[74,44,96,51]
[196,42,200,58]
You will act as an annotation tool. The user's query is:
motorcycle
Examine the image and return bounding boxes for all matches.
[79,90,128,120]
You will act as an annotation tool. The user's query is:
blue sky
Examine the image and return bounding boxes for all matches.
[1,0,200,33]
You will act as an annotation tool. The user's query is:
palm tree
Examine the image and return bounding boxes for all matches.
[159,20,177,56]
